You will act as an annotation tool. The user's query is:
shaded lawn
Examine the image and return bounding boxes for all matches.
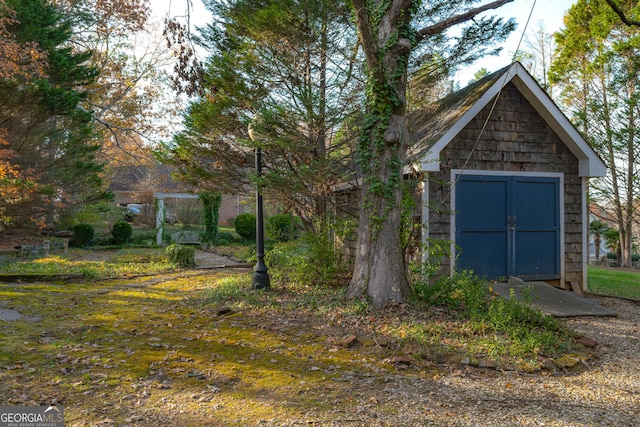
[1,272,371,425]
[587,265,640,300]
[0,267,586,426]
[0,249,176,280]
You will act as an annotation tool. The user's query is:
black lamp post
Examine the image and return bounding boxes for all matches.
[248,124,270,290]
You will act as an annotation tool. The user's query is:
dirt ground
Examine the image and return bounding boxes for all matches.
[1,248,638,426]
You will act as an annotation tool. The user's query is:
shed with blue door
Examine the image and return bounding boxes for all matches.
[410,62,606,292]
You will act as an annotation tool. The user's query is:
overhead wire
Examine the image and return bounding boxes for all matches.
[445,0,539,199]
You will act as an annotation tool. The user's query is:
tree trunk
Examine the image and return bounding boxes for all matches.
[347,113,410,306]
[622,74,636,268]
[347,0,513,307]
[347,0,413,307]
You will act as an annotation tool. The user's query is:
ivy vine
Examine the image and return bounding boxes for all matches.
[357,1,419,236]
[199,191,222,245]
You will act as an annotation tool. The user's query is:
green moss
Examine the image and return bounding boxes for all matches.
[0,268,582,425]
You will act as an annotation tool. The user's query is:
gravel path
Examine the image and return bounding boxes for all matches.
[277,296,640,427]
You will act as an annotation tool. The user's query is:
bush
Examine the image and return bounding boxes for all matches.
[132,231,156,245]
[72,223,94,247]
[111,221,133,245]
[234,213,256,241]
[265,226,347,287]
[216,231,236,245]
[165,244,195,267]
[93,233,114,246]
[265,241,311,284]
[266,214,299,242]
[607,252,640,261]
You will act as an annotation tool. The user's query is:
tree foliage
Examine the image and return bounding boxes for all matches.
[604,0,640,27]
[160,0,361,231]
[0,0,105,231]
[0,0,46,230]
[54,0,181,168]
[550,0,640,268]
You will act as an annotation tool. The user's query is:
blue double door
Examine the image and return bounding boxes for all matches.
[455,174,561,281]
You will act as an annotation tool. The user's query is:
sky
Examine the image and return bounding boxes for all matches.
[455,0,577,83]
[151,0,578,84]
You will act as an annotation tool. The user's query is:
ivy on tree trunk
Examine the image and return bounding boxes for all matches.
[200,191,222,245]
[348,0,514,307]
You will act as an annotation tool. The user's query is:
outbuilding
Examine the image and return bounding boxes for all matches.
[409,62,606,292]
[335,62,606,292]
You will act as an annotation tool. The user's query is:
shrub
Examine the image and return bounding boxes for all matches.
[216,231,236,246]
[265,225,347,287]
[132,231,156,245]
[93,233,114,246]
[265,241,310,284]
[266,214,299,242]
[72,223,94,247]
[165,244,195,267]
[111,221,133,245]
[234,213,256,241]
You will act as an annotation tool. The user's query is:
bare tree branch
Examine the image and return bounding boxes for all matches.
[417,0,515,41]
[604,0,640,27]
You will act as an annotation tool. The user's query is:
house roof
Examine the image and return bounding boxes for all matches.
[107,164,192,193]
[409,62,606,178]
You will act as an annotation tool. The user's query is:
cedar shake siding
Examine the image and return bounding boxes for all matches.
[424,82,582,285]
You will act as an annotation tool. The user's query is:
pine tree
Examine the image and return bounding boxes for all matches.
[0,0,105,229]
[162,0,361,231]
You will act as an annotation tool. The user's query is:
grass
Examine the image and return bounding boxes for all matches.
[0,247,592,425]
[587,265,640,300]
[0,248,176,280]
[410,271,573,362]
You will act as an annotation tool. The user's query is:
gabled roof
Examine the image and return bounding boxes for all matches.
[410,62,606,177]
[107,164,191,193]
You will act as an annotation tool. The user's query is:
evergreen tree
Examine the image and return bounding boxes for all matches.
[160,0,361,231]
[550,0,640,268]
[0,0,104,229]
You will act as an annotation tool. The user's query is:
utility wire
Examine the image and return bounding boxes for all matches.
[446,0,539,198]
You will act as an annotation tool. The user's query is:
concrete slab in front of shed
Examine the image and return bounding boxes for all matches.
[492,277,617,317]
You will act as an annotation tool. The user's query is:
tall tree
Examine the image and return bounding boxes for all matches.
[53,0,180,167]
[517,21,557,96]
[162,0,362,231]
[550,0,640,268]
[0,0,103,229]
[347,0,515,306]
[0,0,45,231]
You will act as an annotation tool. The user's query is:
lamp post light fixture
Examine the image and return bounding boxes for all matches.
[248,123,271,290]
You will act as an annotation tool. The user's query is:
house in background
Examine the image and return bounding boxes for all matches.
[107,164,248,226]
[337,62,606,293]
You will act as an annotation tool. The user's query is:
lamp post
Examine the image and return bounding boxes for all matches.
[248,124,270,290]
